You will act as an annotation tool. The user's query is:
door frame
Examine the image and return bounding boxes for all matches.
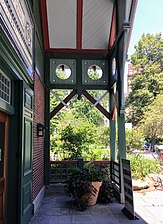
[0,111,8,223]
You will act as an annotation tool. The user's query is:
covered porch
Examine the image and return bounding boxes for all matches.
[0,0,138,224]
[28,183,156,224]
[43,0,136,204]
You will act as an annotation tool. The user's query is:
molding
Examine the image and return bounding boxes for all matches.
[32,186,45,213]
[1,0,34,77]
[0,29,33,86]
[40,0,50,50]
[0,100,14,115]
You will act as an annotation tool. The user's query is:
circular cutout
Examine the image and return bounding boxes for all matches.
[112,58,116,76]
[56,64,71,80]
[87,65,103,80]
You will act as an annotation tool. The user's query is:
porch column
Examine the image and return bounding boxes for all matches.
[44,57,50,185]
[117,112,126,203]
[109,89,117,161]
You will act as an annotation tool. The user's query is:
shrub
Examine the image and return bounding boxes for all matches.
[127,153,160,180]
[126,128,144,153]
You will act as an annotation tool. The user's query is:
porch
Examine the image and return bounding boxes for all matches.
[28,183,149,224]
[1,1,139,224]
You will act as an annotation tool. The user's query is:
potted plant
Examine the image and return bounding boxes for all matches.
[97,180,114,204]
[65,162,109,210]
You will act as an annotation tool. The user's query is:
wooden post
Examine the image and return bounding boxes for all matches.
[77,157,84,169]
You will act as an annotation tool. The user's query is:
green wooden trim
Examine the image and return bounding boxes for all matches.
[7,81,23,224]
[0,29,33,86]
[109,91,117,161]
[0,100,14,115]
[117,115,126,160]
[49,84,109,90]
[117,115,126,203]
[45,52,107,60]
[44,57,50,185]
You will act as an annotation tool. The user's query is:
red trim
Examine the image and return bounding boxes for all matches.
[111,105,116,120]
[77,0,83,50]
[44,48,108,54]
[40,0,50,50]
[109,4,116,49]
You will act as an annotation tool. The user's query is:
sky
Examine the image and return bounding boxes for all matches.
[128,0,163,56]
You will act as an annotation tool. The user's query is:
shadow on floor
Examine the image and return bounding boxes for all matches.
[28,184,147,224]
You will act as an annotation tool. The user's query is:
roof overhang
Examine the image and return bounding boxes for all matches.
[40,0,137,54]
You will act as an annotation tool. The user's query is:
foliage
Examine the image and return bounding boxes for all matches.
[66,168,96,210]
[50,90,70,134]
[58,116,97,160]
[127,153,160,180]
[84,162,109,182]
[50,104,111,160]
[88,70,102,80]
[126,33,163,126]
[140,93,163,140]
[97,181,114,204]
[65,163,109,210]
[125,128,144,152]
[82,144,110,160]
[60,124,93,159]
[70,91,108,126]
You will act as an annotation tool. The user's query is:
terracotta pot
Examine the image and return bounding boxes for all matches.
[88,181,102,206]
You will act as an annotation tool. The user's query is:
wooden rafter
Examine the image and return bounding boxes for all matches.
[83,90,110,120]
[51,91,69,108]
[49,90,77,120]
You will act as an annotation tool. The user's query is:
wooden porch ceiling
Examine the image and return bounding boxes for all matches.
[40,0,137,54]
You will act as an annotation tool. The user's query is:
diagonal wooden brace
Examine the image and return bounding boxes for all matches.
[83,90,110,119]
[51,90,69,108]
[49,90,77,120]
[92,91,108,108]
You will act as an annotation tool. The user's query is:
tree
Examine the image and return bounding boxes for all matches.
[126,33,163,125]
[50,90,69,134]
[70,90,108,126]
[50,90,109,135]
[60,120,97,160]
[125,128,144,153]
[139,94,163,141]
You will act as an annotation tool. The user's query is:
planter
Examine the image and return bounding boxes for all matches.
[88,181,102,206]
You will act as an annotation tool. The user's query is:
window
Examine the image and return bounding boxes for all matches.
[0,69,11,104]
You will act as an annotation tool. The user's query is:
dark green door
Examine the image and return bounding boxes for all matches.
[0,112,8,224]
[0,121,5,224]
[20,82,33,224]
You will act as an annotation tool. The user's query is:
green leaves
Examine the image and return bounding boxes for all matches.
[128,154,160,180]
[140,94,163,139]
[125,128,144,153]
[126,33,163,126]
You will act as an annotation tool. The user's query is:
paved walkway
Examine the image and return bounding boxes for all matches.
[28,184,163,224]
[134,189,163,224]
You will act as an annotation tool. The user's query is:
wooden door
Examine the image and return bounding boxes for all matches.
[20,82,33,224]
[0,112,8,224]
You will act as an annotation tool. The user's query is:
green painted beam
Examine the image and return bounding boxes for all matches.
[44,57,51,185]
[109,90,117,161]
